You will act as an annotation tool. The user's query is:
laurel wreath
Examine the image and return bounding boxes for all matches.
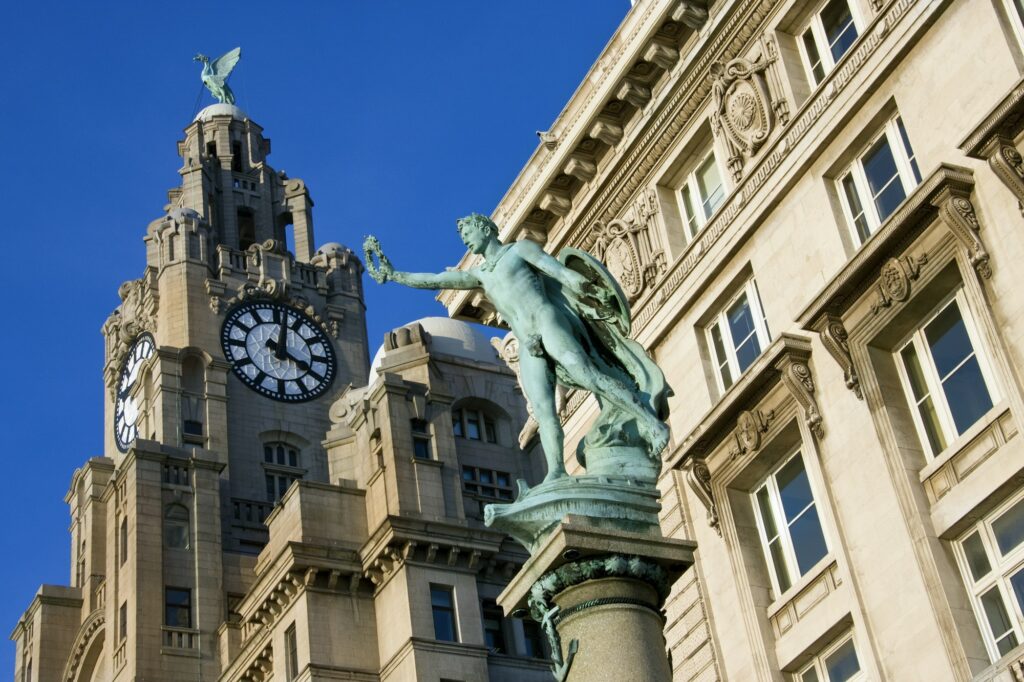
[362,235,392,284]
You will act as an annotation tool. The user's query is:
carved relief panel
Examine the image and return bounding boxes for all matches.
[711,56,775,182]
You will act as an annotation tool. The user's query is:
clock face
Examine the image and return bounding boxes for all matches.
[221,301,337,402]
[115,332,156,453]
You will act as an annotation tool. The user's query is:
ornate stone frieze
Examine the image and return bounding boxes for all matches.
[684,458,720,535]
[934,190,992,279]
[728,408,775,459]
[815,314,862,399]
[870,253,929,314]
[711,55,774,181]
[777,357,824,439]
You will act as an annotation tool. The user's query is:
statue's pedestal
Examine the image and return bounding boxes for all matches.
[498,518,696,682]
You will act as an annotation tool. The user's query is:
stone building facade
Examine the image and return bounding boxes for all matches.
[11,102,551,681]
[437,0,1024,680]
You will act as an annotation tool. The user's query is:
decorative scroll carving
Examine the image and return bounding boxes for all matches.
[817,315,862,399]
[684,458,720,535]
[729,409,775,459]
[870,253,929,314]
[778,357,823,439]
[588,191,666,302]
[711,56,773,182]
[987,139,1024,217]
[760,32,791,126]
[935,190,991,279]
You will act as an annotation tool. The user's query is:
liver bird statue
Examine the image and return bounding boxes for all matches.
[193,47,242,104]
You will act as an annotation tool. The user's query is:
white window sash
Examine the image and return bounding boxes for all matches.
[956,490,1024,661]
[752,449,811,597]
[798,0,861,87]
[894,291,998,459]
[680,147,727,242]
[796,633,864,682]
[707,280,771,394]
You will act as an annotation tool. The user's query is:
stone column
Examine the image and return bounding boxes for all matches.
[498,519,695,682]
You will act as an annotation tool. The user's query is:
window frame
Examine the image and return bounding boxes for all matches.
[462,465,514,500]
[481,598,507,654]
[1002,0,1024,51]
[262,441,304,504]
[794,631,864,682]
[452,408,499,444]
[430,584,458,642]
[410,418,433,460]
[953,489,1024,662]
[836,115,922,247]
[797,0,862,88]
[706,278,771,394]
[285,622,299,680]
[892,290,999,460]
[164,587,192,629]
[678,144,728,242]
[751,448,830,598]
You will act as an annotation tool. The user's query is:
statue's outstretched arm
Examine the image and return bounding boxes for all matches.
[391,269,481,291]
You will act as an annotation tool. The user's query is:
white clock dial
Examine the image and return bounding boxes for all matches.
[220,302,336,402]
[114,333,156,453]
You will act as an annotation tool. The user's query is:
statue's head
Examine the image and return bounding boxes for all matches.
[456,213,499,254]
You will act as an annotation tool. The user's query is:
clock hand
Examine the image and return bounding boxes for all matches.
[265,339,311,372]
[274,312,288,360]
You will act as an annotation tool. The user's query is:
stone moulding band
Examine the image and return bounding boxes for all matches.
[554,595,665,624]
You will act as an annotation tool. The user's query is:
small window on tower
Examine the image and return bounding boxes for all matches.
[238,209,256,251]
[206,141,217,158]
[232,141,243,172]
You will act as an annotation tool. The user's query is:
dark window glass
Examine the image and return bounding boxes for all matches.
[523,620,545,658]
[431,586,457,641]
[896,117,921,182]
[925,301,993,434]
[482,599,506,653]
[962,532,992,581]
[413,436,431,460]
[285,623,299,680]
[727,293,761,372]
[776,456,828,575]
[288,449,297,467]
[183,419,203,436]
[452,409,464,437]
[823,638,861,682]
[264,445,273,463]
[802,28,825,84]
[119,602,127,641]
[993,498,1024,556]
[862,137,905,222]
[981,586,1018,655]
[120,518,128,566]
[466,412,481,440]
[710,322,733,389]
[484,416,497,443]
[821,0,857,62]
[165,587,191,628]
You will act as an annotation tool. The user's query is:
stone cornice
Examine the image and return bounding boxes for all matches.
[665,333,814,469]
[959,76,1024,157]
[379,636,488,680]
[797,163,975,329]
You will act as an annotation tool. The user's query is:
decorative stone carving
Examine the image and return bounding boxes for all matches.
[871,253,929,314]
[711,56,774,182]
[582,189,666,302]
[671,0,709,29]
[760,32,791,126]
[729,409,775,459]
[104,272,158,386]
[684,458,720,535]
[816,314,862,399]
[982,136,1024,217]
[778,357,824,439]
[934,190,992,279]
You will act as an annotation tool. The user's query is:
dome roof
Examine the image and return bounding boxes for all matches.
[194,103,246,122]
[369,317,499,380]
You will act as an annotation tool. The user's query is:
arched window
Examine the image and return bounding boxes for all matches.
[452,406,500,444]
[164,504,190,550]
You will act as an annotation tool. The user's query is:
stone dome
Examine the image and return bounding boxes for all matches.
[194,103,247,122]
[315,242,351,257]
[369,317,499,380]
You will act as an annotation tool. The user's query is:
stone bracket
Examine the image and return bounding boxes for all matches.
[982,135,1024,217]
[814,314,862,399]
[776,354,824,440]
[684,458,720,535]
[933,188,992,279]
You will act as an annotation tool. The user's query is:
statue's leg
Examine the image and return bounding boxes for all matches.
[518,351,568,482]
[543,325,669,456]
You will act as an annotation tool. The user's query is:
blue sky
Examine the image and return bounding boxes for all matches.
[0,0,627,670]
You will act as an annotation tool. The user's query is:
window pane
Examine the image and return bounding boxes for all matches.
[925,302,973,378]
[462,467,474,481]
[413,437,430,459]
[821,0,857,62]
[863,137,904,221]
[980,586,1018,654]
[900,343,947,454]
[962,531,992,581]
[776,455,814,521]
[266,475,275,502]
[496,472,510,487]
[277,445,285,465]
[823,638,861,682]
[264,445,272,463]
[896,117,922,183]
[681,185,700,238]
[466,413,481,440]
[696,154,725,218]
[452,410,463,437]
[431,587,453,608]
[769,538,792,593]
[993,497,1024,556]
[801,667,821,682]
[756,487,779,539]
[942,358,994,434]
[710,323,733,389]
[485,418,497,443]
[1010,567,1024,617]
[523,620,545,658]
[430,587,456,642]
[727,293,761,373]
[288,449,297,467]
[790,509,829,574]
[841,173,872,243]
[802,29,824,85]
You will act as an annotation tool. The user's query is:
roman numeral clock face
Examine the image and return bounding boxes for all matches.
[221,302,337,402]
[115,332,156,453]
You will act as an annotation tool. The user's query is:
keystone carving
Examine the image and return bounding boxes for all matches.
[777,357,824,439]
[711,56,774,182]
[871,253,929,314]
[816,314,862,399]
[729,409,775,459]
[934,190,992,279]
[684,458,720,535]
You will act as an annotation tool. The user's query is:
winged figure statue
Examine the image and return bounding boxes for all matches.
[193,47,242,104]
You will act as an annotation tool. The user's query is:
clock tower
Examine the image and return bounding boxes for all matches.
[81,101,370,679]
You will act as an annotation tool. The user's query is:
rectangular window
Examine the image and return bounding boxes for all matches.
[119,601,128,642]
[895,292,996,459]
[453,408,500,444]
[799,0,859,87]
[462,466,514,500]
[411,419,432,459]
[285,623,299,680]
[263,442,303,503]
[523,620,546,659]
[752,450,829,597]
[955,490,1024,661]
[679,146,726,240]
[706,279,771,392]
[164,587,192,628]
[481,599,506,653]
[837,115,921,245]
[796,632,863,681]
[431,585,458,642]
